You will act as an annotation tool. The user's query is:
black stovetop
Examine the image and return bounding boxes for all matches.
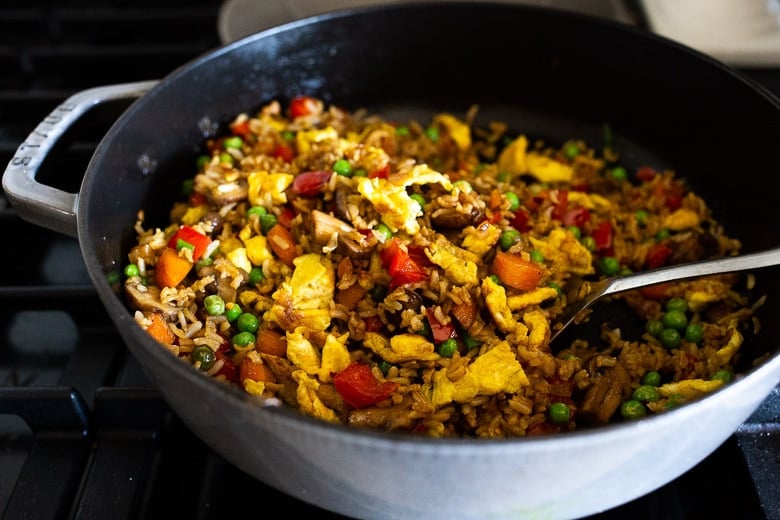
[0,2,778,519]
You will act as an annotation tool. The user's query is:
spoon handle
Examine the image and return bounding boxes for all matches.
[605,246,780,297]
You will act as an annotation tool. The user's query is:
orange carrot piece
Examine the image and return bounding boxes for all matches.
[256,328,287,357]
[240,358,275,383]
[336,283,366,310]
[266,224,298,267]
[146,312,175,344]
[491,251,546,291]
[155,247,194,287]
[451,300,477,328]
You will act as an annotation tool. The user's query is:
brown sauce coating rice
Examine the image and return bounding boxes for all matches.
[124,96,763,438]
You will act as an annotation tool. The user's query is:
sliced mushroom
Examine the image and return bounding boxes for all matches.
[347,401,416,430]
[124,280,179,319]
[310,209,377,258]
[578,355,633,425]
[209,180,248,205]
[430,205,484,229]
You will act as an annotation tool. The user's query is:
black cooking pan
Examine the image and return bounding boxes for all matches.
[4,4,780,519]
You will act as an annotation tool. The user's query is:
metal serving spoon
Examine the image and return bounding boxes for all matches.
[549,245,780,344]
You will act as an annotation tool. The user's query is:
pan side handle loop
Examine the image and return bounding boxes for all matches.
[1,80,159,238]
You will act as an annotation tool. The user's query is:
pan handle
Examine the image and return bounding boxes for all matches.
[2,80,159,238]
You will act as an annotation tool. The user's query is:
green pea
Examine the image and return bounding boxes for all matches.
[499,229,521,251]
[237,312,259,334]
[225,303,242,322]
[548,281,562,296]
[505,191,521,211]
[192,345,216,371]
[548,402,571,425]
[620,399,647,420]
[655,228,670,241]
[424,126,439,142]
[438,338,458,357]
[281,130,295,141]
[684,322,704,343]
[247,206,267,217]
[567,225,581,239]
[632,384,660,403]
[645,319,664,337]
[204,294,226,316]
[662,309,688,330]
[598,256,620,276]
[416,320,432,338]
[659,328,681,349]
[581,236,596,251]
[219,152,233,165]
[635,209,649,225]
[249,267,265,285]
[641,370,662,387]
[463,334,481,351]
[712,369,733,384]
[378,360,392,376]
[395,125,410,137]
[666,297,688,313]
[195,156,210,171]
[333,159,352,176]
[369,285,387,302]
[563,142,580,159]
[124,264,140,278]
[352,167,368,177]
[496,171,511,182]
[223,136,243,149]
[488,274,502,285]
[609,166,627,182]
[260,213,278,234]
[410,193,426,208]
[232,331,255,347]
[665,393,685,409]
[181,178,195,198]
[530,249,544,263]
[374,223,393,242]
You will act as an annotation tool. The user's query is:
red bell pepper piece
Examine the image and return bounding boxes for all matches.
[368,164,390,179]
[380,238,428,289]
[591,221,613,255]
[562,206,591,228]
[230,120,251,137]
[645,242,673,269]
[550,189,569,221]
[289,95,320,118]
[425,308,458,344]
[167,225,211,261]
[272,143,295,162]
[511,208,531,232]
[333,362,398,408]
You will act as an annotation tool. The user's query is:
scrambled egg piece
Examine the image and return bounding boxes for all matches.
[425,235,479,286]
[242,234,273,265]
[663,208,701,231]
[226,247,252,273]
[567,191,613,211]
[658,378,723,400]
[364,332,439,363]
[482,277,528,336]
[434,113,471,151]
[529,228,594,275]
[295,126,340,154]
[268,253,334,332]
[181,205,209,226]
[292,370,340,423]
[684,279,732,311]
[523,310,550,350]
[243,378,266,397]
[247,170,294,206]
[715,319,742,364]
[285,327,322,376]
[461,221,501,256]
[356,164,452,234]
[320,332,351,383]
[427,341,530,406]
[507,287,559,311]
[497,135,573,183]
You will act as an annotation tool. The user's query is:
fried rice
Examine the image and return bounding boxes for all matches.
[124,95,765,437]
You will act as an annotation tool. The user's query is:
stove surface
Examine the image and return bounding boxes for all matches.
[1,1,778,519]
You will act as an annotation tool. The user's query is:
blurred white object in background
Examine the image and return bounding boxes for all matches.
[217,0,634,44]
[641,0,780,66]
